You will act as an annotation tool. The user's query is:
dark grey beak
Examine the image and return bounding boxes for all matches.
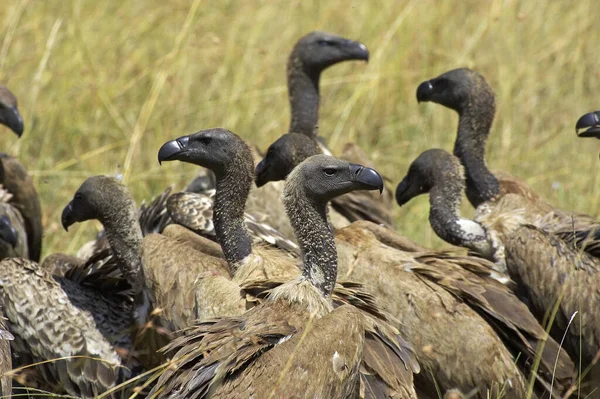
[349,41,369,62]
[0,106,24,137]
[416,80,434,103]
[254,159,269,187]
[61,201,75,232]
[158,135,190,164]
[395,177,411,206]
[575,111,600,139]
[349,163,384,194]
[0,215,18,248]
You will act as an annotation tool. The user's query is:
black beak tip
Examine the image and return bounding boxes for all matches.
[416,80,434,103]
[575,111,600,139]
[61,202,73,232]
[4,107,24,137]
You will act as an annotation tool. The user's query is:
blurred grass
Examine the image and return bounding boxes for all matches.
[0,0,598,258]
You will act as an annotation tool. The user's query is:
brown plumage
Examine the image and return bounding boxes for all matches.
[151,153,418,399]
[416,68,600,257]
[396,148,585,394]
[0,255,131,398]
[334,222,532,398]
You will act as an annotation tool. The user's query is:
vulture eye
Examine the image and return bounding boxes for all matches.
[199,137,212,145]
[317,39,335,47]
[74,193,83,201]
[323,168,336,176]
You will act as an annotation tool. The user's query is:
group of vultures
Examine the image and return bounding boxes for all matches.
[0,30,598,398]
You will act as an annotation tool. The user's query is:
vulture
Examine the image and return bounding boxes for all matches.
[157,128,561,397]
[397,148,596,392]
[151,153,418,399]
[415,68,600,259]
[184,31,391,237]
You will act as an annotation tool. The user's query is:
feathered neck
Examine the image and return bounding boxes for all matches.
[212,153,253,274]
[428,167,495,258]
[283,178,337,298]
[453,97,500,207]
[287,54,320,136]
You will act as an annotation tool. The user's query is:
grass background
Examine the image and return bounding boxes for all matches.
[0,0,598,258]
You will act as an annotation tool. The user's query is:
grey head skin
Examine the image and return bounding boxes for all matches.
[61,176,137,230]
[158,128,255,270]
[396,148,495,258]
[284,154,383,297]
[0,215,18,250]
[576,111,600,139]
[416,68,500,208]
[61,175,145,301]
[255,133,321,187]
[288,31,369,136]
[0,86,24,137]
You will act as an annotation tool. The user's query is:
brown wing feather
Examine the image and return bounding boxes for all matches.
[138,185,173,235]
[0,258,128,398]
[505,225,600,372]
[409,253,576,394]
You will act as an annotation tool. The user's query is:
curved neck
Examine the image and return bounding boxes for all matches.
[102,204,144,298]
[288,55,320,136]
[284,187,337,298]
[428,178,494,258]
[213,161,253,274]
[453,104,500,207]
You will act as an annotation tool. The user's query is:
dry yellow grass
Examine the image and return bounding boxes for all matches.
[0,0,598,257]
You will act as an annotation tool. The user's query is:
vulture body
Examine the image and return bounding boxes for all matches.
[397,148,591,392]
[155,130,419,398]
[416,67,600,258]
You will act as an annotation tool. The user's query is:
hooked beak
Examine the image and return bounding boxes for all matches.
[416,80,434,103]
[575,111,600,139]
[254,159,269,187]
[158,135,190,164]
[350,41,370,62]
[61,201,75,232]
[395,177,411,206]
[0,106,24,137]
[349,163,384,194]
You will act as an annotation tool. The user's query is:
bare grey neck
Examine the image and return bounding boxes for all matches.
[428,176,494,258]
[288,55,320,136]
[284,185,337,298]
[453,104,500,207]
[102,203,144,299]
[213,163,253,274]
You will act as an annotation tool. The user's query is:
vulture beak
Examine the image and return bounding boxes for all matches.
[158,135,191,165]
[349,163,384,194]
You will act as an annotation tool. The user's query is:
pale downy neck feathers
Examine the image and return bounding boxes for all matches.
[282,166,337,299]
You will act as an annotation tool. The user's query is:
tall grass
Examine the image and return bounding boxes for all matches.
[0,0,597,257]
